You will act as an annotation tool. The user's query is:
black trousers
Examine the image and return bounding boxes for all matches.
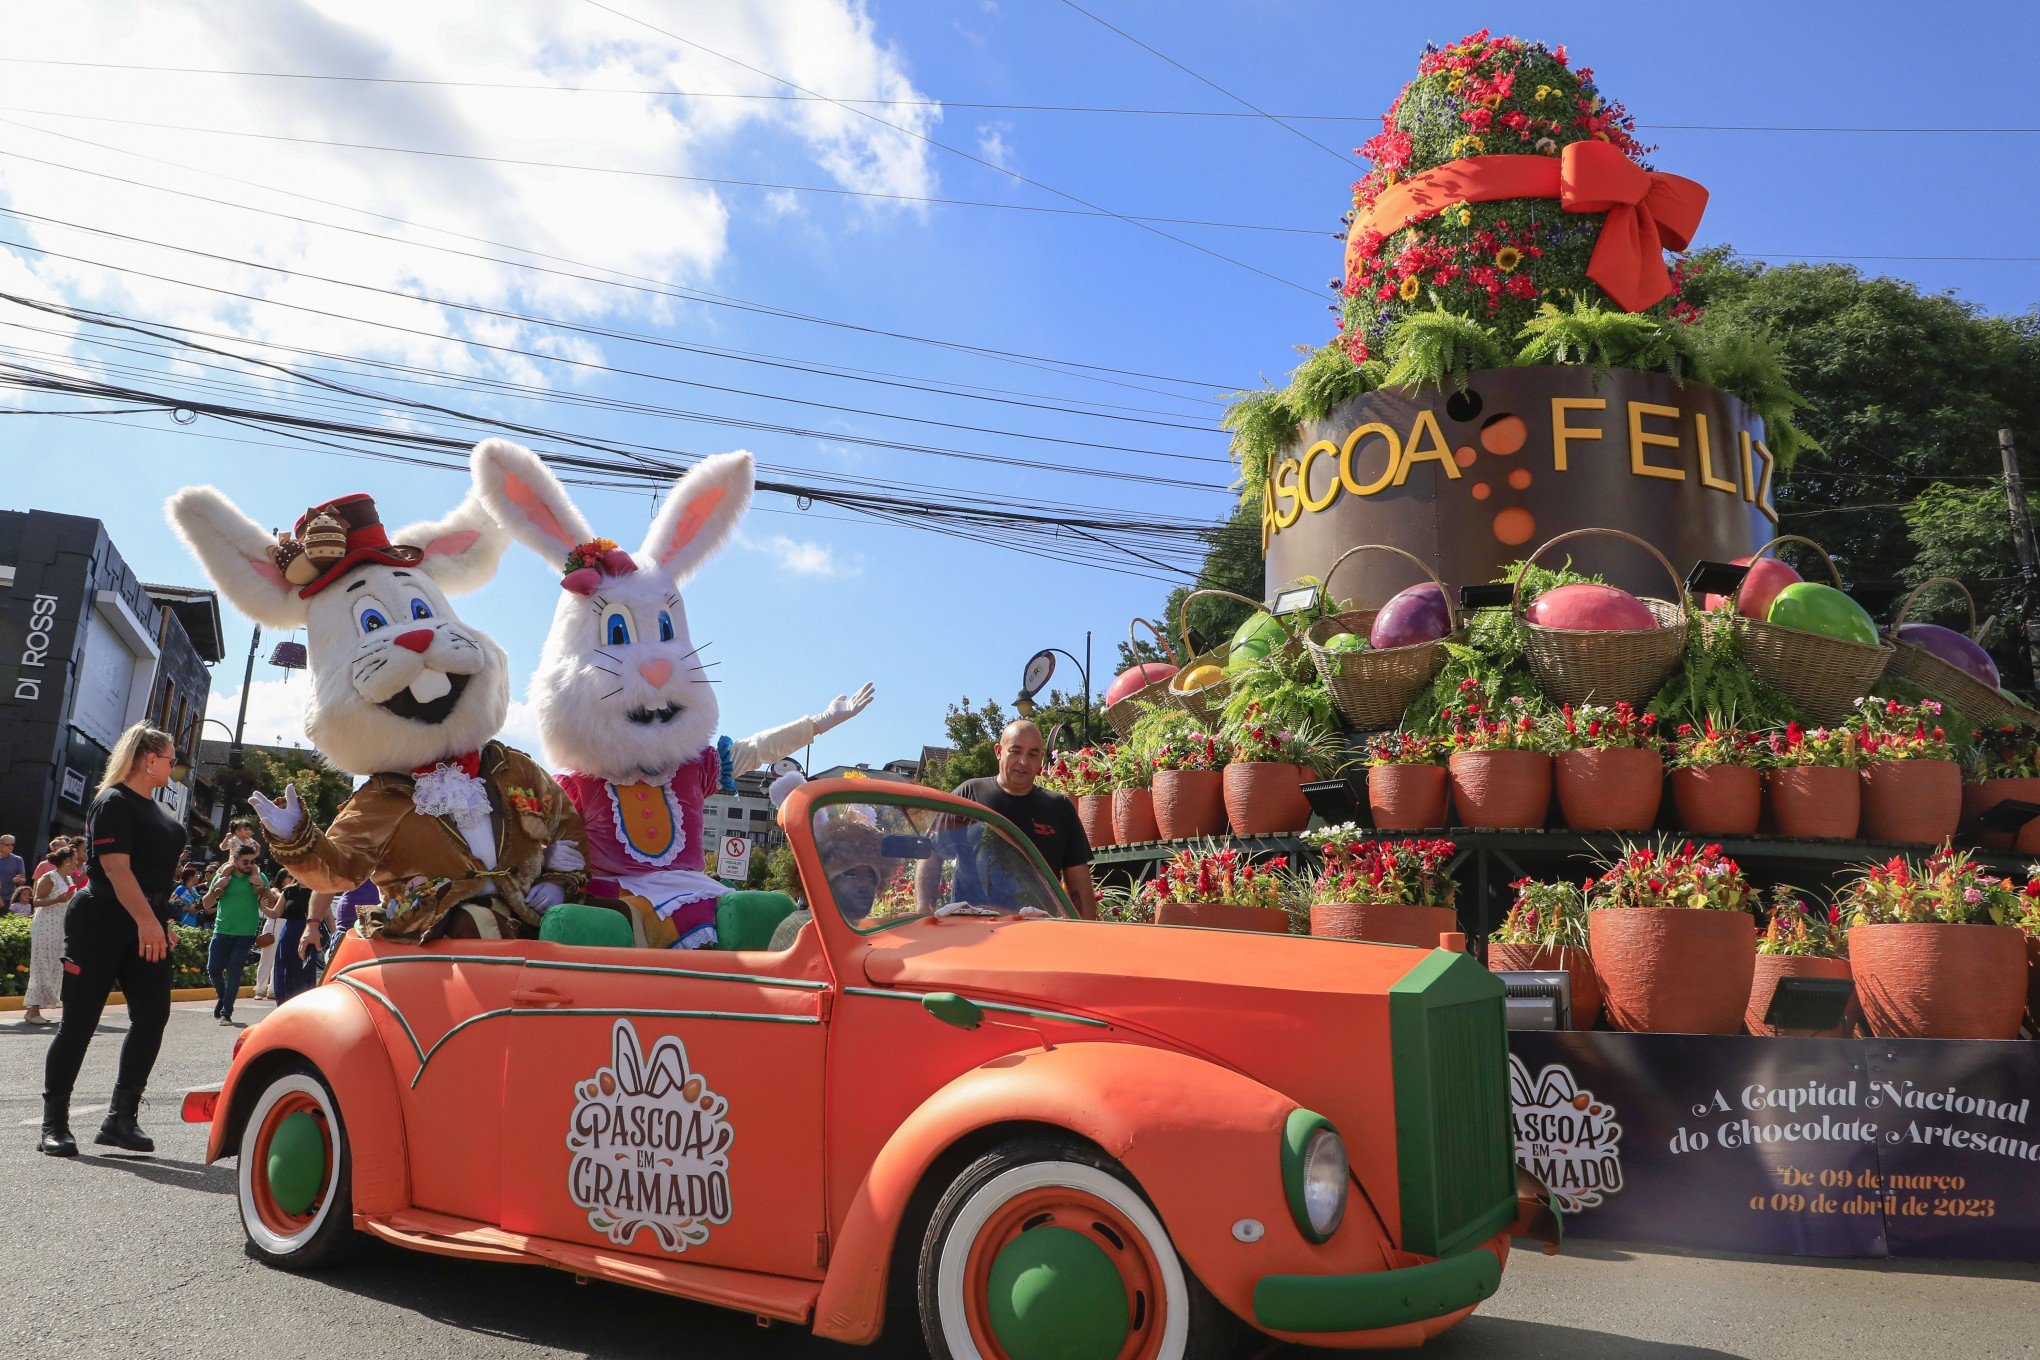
[43,893,173,1104]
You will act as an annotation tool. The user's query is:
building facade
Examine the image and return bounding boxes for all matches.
[0,509,223,846]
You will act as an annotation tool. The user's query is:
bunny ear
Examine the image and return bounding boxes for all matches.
[470,438,595,567]
[391,488,509,596]
[639,451,753,584]
[164,486,308,628]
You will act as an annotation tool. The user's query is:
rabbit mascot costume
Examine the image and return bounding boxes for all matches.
[472,439,873,949]
[166,483,592,941]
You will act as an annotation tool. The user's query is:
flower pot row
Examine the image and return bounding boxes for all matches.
[1364,754,1967,845]
[1078,763,1318,850]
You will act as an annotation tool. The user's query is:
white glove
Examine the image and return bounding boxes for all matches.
[813,682,875,734]
[544,838,586,874]
[527,881,567,911]
[249,783,304,840]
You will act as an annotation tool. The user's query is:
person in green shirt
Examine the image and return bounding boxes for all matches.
[202,846,271,1026]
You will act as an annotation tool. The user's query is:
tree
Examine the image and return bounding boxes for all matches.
[931,688,1102,793]
[236,749,355,831]
[760,842,801,900]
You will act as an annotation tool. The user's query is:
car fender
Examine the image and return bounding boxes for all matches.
[206,984,411,1217]
[813,1040,1393,1343]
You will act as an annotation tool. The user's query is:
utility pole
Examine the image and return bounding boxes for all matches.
[1998,430,2040,683]
[232,623,261,756]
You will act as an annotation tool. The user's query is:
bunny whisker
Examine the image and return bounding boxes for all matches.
[597,687,624,701]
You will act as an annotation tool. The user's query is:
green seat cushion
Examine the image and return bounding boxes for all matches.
[715,891,800,951]
[539,901,635,949]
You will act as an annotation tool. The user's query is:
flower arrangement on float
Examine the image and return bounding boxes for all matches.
[1137,842,1294,934]
[1042,746,1117,850]
[1488,878,1598,1027]
[1746,887,1852,1036]
[1667,717,1765,836]
[1362,730,1450,830]
[1143,717,1230,841]
[1968,725,2040,852]
[1299,832,1458,946]
[1437,677,1553,829]
[1107,742,1161,845]
[1547,701,1661,832]
[1851,698,1960,846]
[1585,839,1756,1034]
[1219,705,1340,837]
[1838,848,2028,1039]
[1763,722,1862,840]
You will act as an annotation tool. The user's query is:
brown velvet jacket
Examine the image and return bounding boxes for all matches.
[264,742,588,942]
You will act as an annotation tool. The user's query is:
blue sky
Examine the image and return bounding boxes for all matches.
[2,1,2036,771]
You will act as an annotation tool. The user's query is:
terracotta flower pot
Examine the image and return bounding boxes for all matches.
[1366,763,1449,831]
[1077,793,1116,850]
[1970,776,2040,852]
[1848,922,2028,1040]
[1154,900,1290,933]
[1589,907,1755,1034]
[1487,941,1601,1029]
[1859,759,1961,847]
[2027,933,2040,1033]
[1448,749,1552,830]
[1555,748,1662,832]
[1111,786,1159,844]
[1745,954,1853,1037]
[1151,768,1226,841]
[1223,762,1312,836]
[1765,766,1859,840]
[1310,902,1459,949]
[1671,764,1762,837]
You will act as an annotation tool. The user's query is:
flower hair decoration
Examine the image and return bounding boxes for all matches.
[561,537,639,596]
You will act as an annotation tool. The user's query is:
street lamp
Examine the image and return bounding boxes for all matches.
[1013,631,1094,747]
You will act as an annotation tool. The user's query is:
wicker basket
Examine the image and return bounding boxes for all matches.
[1305,544,1462,732]
[1697,533,1893,725]
[1102,617,1183,739]
[1516,528,1688,707]
[1167,588,1302,730]
[1882,577,2040,729]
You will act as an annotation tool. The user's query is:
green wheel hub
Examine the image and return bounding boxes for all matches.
[985,1225,1130,1360]
[266,1110,326,1216]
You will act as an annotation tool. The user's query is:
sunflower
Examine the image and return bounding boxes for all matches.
[1398,275,1422,302]
[1495,247,1523,272]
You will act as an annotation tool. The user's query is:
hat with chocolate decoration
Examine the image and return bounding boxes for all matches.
[269,494,426,598]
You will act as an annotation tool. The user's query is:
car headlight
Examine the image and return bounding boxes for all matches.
[1282,1109,1348,1242]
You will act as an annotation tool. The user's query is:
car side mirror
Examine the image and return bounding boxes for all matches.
[921,992,984,1030]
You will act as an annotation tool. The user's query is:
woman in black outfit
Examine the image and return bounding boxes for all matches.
[40,723,185,1157]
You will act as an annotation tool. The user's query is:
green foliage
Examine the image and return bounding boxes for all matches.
[1379,307,1507,392]
[1515,300,1692,376]
[1404,560,1596,729]
[1683,321,1822,467]
[760,842,801,901]
[931,697,1010,790]
[239,748,354,828]
[3,915,210,994]
[1219,387,1296,495]
[1288,342,1385,423]
[1645,608,1800,732]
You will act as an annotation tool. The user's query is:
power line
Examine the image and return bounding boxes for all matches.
[4,58,2033,134]
[0,120,1235,403]
[576,0,1325,299]
[1051,0,1356,167]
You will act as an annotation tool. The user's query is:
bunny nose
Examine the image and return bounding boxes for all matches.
[393,628,435,654]
[638,659,674,688]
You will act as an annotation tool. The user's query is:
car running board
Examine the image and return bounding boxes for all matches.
[359,1209,820,1324]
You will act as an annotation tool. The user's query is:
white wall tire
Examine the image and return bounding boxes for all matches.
[235,1062,360,1270]
[917,1139,1235,1360]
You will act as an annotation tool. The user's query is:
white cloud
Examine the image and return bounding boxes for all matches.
[205,675,312,751]
[750,531,863,577]
[0,1,939,384]
[976,121,1015,169]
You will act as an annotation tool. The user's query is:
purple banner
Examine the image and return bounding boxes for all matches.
[1508,1032,2039,1260]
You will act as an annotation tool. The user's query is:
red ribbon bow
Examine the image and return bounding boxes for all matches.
[1349,140,1707,313]
[414,751,482,779]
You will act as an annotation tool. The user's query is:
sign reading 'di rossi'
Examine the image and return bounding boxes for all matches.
[1259,367,1776,604]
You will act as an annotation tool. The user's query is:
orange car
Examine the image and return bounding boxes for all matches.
[188,779,1556,1357]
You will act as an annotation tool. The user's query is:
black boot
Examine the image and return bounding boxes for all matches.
[95,1084,154,1154]
[38,1095,77,1157]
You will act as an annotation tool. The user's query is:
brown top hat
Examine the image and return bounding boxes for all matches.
[271,493,426,598]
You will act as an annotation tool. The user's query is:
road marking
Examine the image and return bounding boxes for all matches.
[18,1103,102,1126]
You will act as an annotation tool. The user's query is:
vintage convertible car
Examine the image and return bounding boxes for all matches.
[187,778,1555,1357]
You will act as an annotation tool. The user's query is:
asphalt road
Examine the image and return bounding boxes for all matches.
[2,1002,2034,1360]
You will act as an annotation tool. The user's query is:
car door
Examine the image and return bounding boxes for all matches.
[498,929,833,1280]
[324,940,528,1225]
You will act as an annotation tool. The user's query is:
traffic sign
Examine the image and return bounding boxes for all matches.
[719,833,753,884]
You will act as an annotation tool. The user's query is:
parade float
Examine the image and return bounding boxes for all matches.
[1070,30,2040,1263]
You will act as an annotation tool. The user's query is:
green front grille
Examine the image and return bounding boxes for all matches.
[1389,950,1516,1258]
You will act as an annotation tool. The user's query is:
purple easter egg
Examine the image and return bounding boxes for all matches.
[1897,622,1999,688]
[1369,582,1454,650]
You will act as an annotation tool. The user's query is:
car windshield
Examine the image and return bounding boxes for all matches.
[810,797,1072,931]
